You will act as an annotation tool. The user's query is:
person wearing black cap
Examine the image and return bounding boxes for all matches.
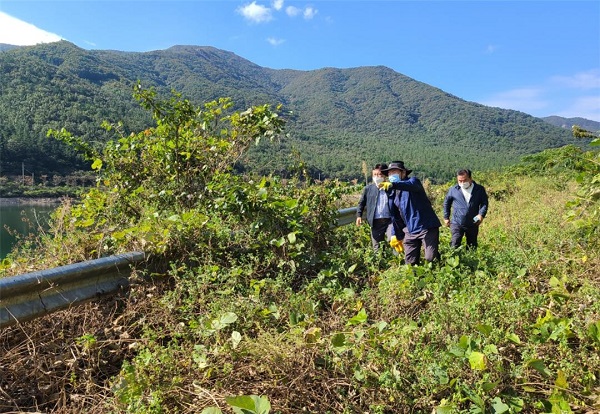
[356,163,394,252]
[379,161,441,264]
[442,169,489,249]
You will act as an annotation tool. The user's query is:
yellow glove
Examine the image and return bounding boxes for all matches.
[390,236,404,253]
[379,181,393,191]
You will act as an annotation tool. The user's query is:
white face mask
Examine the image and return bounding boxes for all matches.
[373,176,384,185]
[459,182,472,190]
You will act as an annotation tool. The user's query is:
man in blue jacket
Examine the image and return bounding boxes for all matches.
[443,169,489,249]
[380,161,441,264]
[356,163,393,252]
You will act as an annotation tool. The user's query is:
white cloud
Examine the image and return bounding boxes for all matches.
[485,44,498,54]
[272,0,284,11]
[480,87,548,113]
[0,12,62,46]
[555,95,600,121]
[479,78,600,121]
[237,1,273,24]
[551,69,600,90]
[237,2,318,24]
[303,7,318,20]
[267,37,285,46]
[285,5,317,19]
[285,6,301,17]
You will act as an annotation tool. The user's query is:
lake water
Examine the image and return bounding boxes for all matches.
[0,203,57,259]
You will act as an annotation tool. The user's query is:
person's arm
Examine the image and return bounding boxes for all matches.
[356,186,368,225]
[443,188,453,227]
[476,185,489,223]
[388,177,424,193]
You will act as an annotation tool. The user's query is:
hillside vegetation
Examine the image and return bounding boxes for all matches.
[0,89,598,413]
[0,41,588,182]
[542,116,600,133]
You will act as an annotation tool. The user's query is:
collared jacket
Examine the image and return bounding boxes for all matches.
[356,183,389,226]
[443,181,489,227]
[386,177,441,235]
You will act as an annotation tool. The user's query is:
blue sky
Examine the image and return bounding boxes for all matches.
[1,1,599,122]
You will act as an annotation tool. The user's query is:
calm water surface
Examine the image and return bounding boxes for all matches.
[0,204,57,259]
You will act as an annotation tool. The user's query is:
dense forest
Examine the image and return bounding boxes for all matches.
[0,41,593,182]
[542,115,600,133]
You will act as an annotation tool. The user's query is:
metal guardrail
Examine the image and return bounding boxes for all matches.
[336,207,357,227]
[0,207,358,329]
[0,252,145,329]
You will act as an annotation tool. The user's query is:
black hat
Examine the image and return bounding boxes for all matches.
[382,161,412,176]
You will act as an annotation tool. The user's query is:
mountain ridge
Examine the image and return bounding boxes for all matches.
[0,41,592,181]
[542,116,600,132]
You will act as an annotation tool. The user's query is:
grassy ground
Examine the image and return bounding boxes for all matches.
[0,172,598,413]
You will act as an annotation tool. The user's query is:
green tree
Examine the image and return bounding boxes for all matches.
[566,125,599,236]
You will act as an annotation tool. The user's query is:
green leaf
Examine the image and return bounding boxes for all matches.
[374,320,388,333]
[220,312,238,325]
[353,369,365,381]
[226,395,271,414]
[587,320,600,344]
[458,335,470,350]
[269,237,285,247]
[483,344,499,355]
[287,232,296,244]
[482,381,498,392]
[257,187,268,199]
[433,366,449,385]
[527,359,551,378]
[78,218,95,227]
[231,331,242,349]
[304,327,321,344]
[331,332,346,347]
[490,397,510,413]
[201,407,222,414]
[448,344,465,357]
[435,406,454,414]
[226,395,255,412]
[475,324,493,336]
[252,395,271,414]
[468,351,486,370]
[555,369,568,389]
[506,332,521,344]
[283,199,298,209]
[505,396,524,412]
[347,308,368,325]
[91,158,103,170]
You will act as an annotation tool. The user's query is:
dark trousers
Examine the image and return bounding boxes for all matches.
[371,218,392,252]
[450,223,479,249]
[403,226,440,264]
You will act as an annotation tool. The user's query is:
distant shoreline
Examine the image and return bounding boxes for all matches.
[0,197,64,205]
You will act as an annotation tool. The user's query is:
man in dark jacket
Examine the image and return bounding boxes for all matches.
[380,161,441,264]
[443,169,489,249]
[356,163,393,252]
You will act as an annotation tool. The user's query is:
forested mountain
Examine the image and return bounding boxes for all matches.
[0,44,20,52]
[0,41,589,182]
[542,116,600,133]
